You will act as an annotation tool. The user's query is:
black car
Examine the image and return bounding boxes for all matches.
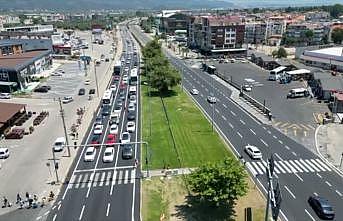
[102,104,111,116]
[121,144,133,159]
[41,85,51,90]
[308,196,335,220]
[89,89,96,95]
[105,58,109,62]
[34,87,48,93]
[78,88,86,95]
[127,112,135,121]
[91,135,101,145]
[94,117,103,126]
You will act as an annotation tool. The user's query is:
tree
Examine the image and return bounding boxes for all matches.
[188,158,248,206]
[272,50,278,58]
[304,29,314,45]
[276,47,287,58]
[331,28,343,44]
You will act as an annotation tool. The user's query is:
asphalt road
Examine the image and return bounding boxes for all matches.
[130,24,343,221]
[45,26,141,221]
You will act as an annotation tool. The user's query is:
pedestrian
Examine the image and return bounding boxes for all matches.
[134,159,138,168]
[19,200,23,209]
[76,132,79,139]
[25,192,29,200]
[16,193,21,204]
[2,197,7,208]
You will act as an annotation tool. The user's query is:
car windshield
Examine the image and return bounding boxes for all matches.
[86,151,93,155]
[123,134,129,139]
[105,151,112,156]
[322,205,333,211]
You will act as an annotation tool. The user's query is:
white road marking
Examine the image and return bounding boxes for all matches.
[273,135,277,139]
[275,161,286,173]
[292,151,297,156]
[335,190,342,197]
[118,170,123,184]
[314,159,331,171]
[93,172,100,187]
[316,173,322,178]
[222,115,227,120]
[313,192,318,196]
[124,170,129,184]
[230,111,236,116]
[294,173,304,182]
[305,159,321,172]
[274,153,284,161]
[200,94,204,97]
[262,126,267,130]
[325,181,332,187]
[44,211,49,216]
[131,169,135,184]
[99,172,106,186]
[283,161,297,173]
[236,131,243,138]
[267,130,271,134]
[240,119,246,125]
[288,160,303,173]
[299,159,315,172]
[222,103,227,108]
[250,162,264,174]
[79,205,85,220]
[215,108,220,114]
[310,159,326,171]
[285,145,290,150]
[249,128,256,135]
[52,206,56,210]
[305,209,316,221]
[106,171,112,186]
[106,203,111,217]
[260,139,268,147]
[58,204,62,210]
[284,185,296,199]
[278,140,283,144]
[110,170,117,195]
[52,214,57,221]
[229,123,234,128]
[246,162,258,176]
[36,216,41,220]
[76,174,83,188]
[279,161,292,173]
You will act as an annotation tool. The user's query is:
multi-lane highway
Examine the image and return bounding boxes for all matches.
[46,26,141,221]
[130,24,343,221]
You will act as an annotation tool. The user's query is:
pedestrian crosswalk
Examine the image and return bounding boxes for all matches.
[246,158,331,176]
[68,169,136,189]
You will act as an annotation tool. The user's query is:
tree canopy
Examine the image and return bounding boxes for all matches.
[272,47,288,58]
[142,39,181,93]
[331,28,343,44]
[188,157,248,206]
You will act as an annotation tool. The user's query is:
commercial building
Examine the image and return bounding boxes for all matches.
[4,24,54,34]
[244,22,267,44]
[0,102,26,135]
[158,11,189,35]
[299,47,343,72]
[188,16,245,56]
[0,50,52,92]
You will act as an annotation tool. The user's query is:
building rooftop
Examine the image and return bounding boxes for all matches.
[0,50,51,71]
[311,47,343,57]
[0,102,26,124]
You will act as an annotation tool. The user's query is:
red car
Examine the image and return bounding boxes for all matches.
[106,134,116,146]
[120,82,126,89]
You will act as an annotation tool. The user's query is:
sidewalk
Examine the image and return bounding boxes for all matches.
[315,123,343,175]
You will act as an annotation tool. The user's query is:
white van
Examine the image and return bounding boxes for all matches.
[0,148,9,159]
[287,88,309,99]
[53,137,66,152]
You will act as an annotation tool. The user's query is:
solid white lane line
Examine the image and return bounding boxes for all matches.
[110,170,117,195]
[325,181,332,187]
[229,123,234,129]
[58,204,62,211]
[106,203,111,217]
[230,111,236,116]
[314,159,331,171]
[240,119,246,125]
[260,139,268,147]
[285,145,290,150]
[237,131,243,138]
[284,185,296,199]
[305,209,316,221]
[294,173,304,182]
[274,153,284,161]
[249,128,256,135]
[222,115,227,121]
[292,151,297,156]
[79,205,85,220]
[223,103,227,108]
[52,214,57,221]
[316,173,322,178]
[335,190,342,197]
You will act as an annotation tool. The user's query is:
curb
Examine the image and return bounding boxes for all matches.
[314,124,343,177]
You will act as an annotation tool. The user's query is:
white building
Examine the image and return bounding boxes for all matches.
[300,47,343,72]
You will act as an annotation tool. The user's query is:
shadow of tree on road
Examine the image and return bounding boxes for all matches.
[173,195,236,221]
[144,89,177,98]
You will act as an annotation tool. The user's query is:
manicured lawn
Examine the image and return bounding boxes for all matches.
[142,176,266,221]
[141,79,231,169]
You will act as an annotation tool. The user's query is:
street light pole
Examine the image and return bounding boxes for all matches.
[211,75,214,132]
[94,61,100,98]
[51,148,59,184]
[58,98,70,157]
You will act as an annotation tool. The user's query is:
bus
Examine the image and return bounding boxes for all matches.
[113,61,121,75]
[130,68,138,85]
[269,66,287,81]
[102,89,113,105]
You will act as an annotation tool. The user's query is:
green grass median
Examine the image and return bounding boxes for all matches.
[141,79,231,170]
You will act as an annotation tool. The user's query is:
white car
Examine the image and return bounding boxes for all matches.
[244,145,262,160]
[103,147,115,163]
[113,106,121,115]
[128,103,135,112]
[110,124,118,134]
[0,148,9,159]
[124,67,129,72]
[110,84,117,92]
[84,147,96,162]
[62,96,73,104]
[242,84,252,92]
[0,93,11,99]
[129,95,137,104]
[126,121,136,133]
[85,79,91,85]
[190,88,199,95]
[51,71,63,77]
[121,132,131,144]
[93,124,104,135]
[207,96,217,103]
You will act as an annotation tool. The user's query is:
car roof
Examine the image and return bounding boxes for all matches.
[105,147,114,152]
[313,196,331,206]
[247,145,260,151]
[86,146,95,151]
[0,147,8,151]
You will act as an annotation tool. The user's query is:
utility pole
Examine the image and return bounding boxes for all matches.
[58,98,71,157]
[51,148,60,183]
[211,74,214,132]
[94,61,100,98]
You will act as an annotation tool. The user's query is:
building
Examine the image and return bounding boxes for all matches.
[309,71,343,100]
[0,42,23,55]
[299,47,343,72]
[244,22,267,44]
[265,16,287,46]
[4,24,54,34]
[305,11,330,22]
[188,16,245,56]
[0,39,52,52]
[0,102,26,135]
[159,12,189,35]
[284,23,328,46]
[0,50,52,92]
[250,51,278,70]
[24,13,65,23]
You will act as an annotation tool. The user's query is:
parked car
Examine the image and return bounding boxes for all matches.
[110,84,117,92]
[53,137,66,152]
[94,117,103,126]
[91,135,100,145]
[242,84,252,92]
[109,113,120,125]
[113,106,122,115]
[244,145,262,160]
[89,89,96,95]
[207,96,217,104]
[51,71,63,77]
[102,104,111,116]
[34,86,49,93]
[128,103,135,112]
[78,88,86,95]
[308,196,335,220]
[62,96,74,104]
[121,132,131,144]
[106,134,116,147]
[5,128,24,139]
[127,112,135,121]
[126,121,136,133]
[103,147,115,163]
[0,93,11,99]
[190,88,199,95]
[110,124,119,134]
[93,124,104,135]
[0,148,9,159]
[129,95,137,104]
[121,144,133,159]
[85,79,91,85]
[84,147,96,162]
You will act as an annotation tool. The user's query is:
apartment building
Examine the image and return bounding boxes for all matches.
[305,11,330,21]
[24,13,65,23]
[265,16,287,46]
[284,23,328,46]
[244,22,267,44]
[188,16,245,55]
